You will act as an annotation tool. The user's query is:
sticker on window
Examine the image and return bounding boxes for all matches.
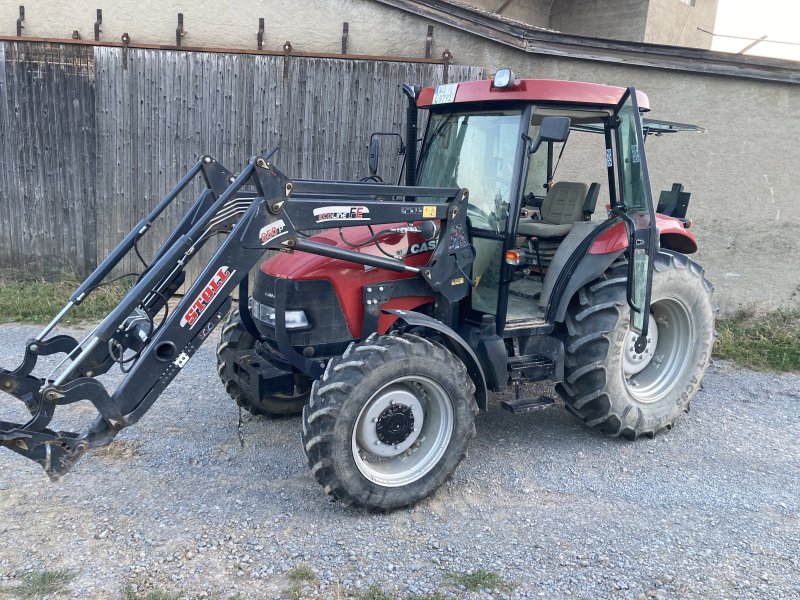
[631,144,640,164]
[606,149,613,168]
[432,83,458,105]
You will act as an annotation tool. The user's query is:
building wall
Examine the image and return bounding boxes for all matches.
[456,0,554,28]
[549,0,650,42]
[0,0,796,311]
[645,0,719,49]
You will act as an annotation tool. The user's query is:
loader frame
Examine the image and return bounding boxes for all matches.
[0,152,474,479]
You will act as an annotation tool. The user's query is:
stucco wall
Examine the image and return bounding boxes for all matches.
[461,0,553,28]
[549,0,649,42]
[645,0,718,49]
[1,0,797,311]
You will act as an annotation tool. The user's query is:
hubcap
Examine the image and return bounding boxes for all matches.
[352,376,454,487]
[623,297,695,403]
[623,314,658,377]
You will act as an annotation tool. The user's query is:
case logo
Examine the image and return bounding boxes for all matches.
[313,206,370,223]
[181,266,235,328]
[408,239,437,255]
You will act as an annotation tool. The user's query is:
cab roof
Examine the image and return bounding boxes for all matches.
[417,78,650,111]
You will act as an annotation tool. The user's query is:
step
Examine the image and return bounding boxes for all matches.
[507,354,554,373]
[500,395,557,414]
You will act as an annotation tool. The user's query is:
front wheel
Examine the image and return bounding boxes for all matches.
[557,251,716,439]
[302,333,478,511]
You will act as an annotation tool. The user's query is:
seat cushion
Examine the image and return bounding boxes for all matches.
[516,220,573,238]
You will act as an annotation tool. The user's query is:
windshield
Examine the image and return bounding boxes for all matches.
[416,109,523,232]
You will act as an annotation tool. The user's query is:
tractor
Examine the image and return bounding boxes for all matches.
[0,69,715,511]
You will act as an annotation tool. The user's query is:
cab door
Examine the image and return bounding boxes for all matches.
[612,88,658,341]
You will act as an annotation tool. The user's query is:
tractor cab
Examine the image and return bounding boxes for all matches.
[414,71,699,337]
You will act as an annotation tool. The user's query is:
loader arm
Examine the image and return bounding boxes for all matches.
[0,152,472,480]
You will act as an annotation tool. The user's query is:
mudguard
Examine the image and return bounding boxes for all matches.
[383,309,489,411]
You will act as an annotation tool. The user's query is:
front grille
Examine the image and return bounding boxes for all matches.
[251,274,352,347]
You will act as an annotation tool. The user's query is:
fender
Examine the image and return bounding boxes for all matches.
[589,214,697,255]
[383,309,489,411]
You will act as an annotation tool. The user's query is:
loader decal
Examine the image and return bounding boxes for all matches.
[313,206,370,223]
[180,266,236,328]
[259,219,287,245]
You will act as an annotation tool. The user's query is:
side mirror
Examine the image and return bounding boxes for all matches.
[368,137,380,175]
[530,116,571,154]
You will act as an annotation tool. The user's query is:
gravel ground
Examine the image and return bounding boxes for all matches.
[0,322,798,600]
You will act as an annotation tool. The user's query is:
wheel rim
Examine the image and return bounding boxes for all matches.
[623,297,695,403]
[351,375,454,488]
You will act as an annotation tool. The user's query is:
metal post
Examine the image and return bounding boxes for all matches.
[16,6,24,37]
[94,9,102,41]
[176,13,184,47]
[341,22,349,54]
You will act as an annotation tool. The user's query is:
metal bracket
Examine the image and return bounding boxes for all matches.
[121,33,130,70]
[257,17,264,50]
[176,13,185,47]
[425,25,433,58]
[442,49,453,83]
[341,22,349,54]
[16,5,24,37]
[94,8,102,41]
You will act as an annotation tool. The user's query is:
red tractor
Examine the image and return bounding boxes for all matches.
[1,70,715,511]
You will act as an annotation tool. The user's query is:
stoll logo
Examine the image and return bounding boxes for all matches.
[180,266,236,328]
[313,206,370,223]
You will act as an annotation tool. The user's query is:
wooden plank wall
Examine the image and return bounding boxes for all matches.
[0,40,483,282]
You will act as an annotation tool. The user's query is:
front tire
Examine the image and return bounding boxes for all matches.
[216,310,308,417]
[302,333,477,511]
[557,251,715,439]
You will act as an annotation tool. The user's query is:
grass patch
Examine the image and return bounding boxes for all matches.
[0,273,131,325]
[1,570,74,598]
[122,586,181,600]
[715,308,800,372]
[352,587,397,600]
[287,563,317,583]
[447,569,515,592]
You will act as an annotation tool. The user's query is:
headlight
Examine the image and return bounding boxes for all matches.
[251,299,309,329]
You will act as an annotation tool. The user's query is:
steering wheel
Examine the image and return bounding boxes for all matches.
[467,204,498,231]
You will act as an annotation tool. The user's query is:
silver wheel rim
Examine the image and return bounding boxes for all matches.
[623,297,695,403]
[352,375,454,488]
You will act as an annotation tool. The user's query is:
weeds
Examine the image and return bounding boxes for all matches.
[715,308,800,372]
[121,586,181,600]
[0,272,131,325]
[1,570,74,599]
[447,569,516,592]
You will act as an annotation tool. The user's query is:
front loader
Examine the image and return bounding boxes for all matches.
[0,71,715,511]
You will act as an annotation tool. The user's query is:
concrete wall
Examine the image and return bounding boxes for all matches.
[0,0,796,311]
[457,0,553,28]
[549,0,649,42]
[645,0,719,49]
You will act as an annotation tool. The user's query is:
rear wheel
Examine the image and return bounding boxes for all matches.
[302,333,477,511]
[216,310,308,417]
[557,251,715,438]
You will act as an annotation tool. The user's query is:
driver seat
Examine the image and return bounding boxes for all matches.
[517,181,598,239]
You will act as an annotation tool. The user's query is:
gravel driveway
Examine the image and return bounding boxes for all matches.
[0,322,798,600]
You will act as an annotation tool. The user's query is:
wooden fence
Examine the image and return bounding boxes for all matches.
[0,40,482,280]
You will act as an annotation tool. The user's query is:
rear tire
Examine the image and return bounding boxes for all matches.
[216,310,308,417]
[302,333,478,511]
[556,251,716,439]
